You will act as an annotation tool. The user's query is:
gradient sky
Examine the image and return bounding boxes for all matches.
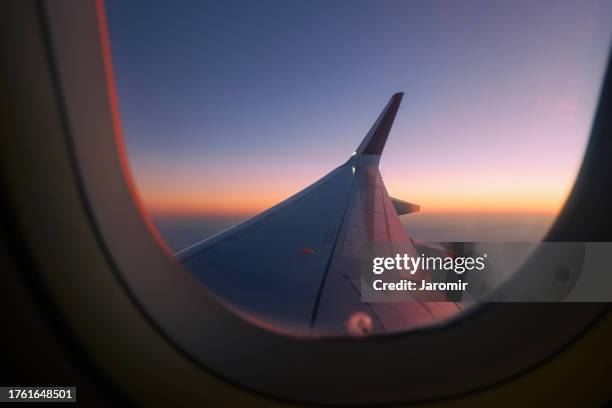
[106,0,611,217]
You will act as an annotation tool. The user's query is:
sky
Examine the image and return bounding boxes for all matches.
[106,0,612,218]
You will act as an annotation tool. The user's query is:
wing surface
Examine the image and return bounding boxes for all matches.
[178,93,460,336]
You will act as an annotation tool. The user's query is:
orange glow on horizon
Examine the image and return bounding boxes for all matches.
[141,188,563,218]
[135,153,573,218]
[143,191,290,217]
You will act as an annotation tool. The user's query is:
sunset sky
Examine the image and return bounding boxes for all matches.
[106,0,611,218]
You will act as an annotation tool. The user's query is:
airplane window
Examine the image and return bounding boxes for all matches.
[104,0,612,337]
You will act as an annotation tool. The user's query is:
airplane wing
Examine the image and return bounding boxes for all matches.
[177,93,460,337]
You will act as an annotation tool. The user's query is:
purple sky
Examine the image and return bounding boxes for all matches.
[106,0,611,216]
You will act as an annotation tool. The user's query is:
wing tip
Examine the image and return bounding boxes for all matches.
[355,92,404,156]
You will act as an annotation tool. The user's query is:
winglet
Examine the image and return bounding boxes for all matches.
[354,92,404,157]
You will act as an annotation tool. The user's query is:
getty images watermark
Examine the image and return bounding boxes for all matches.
[371,253,487,292]
[360,242,612,302]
